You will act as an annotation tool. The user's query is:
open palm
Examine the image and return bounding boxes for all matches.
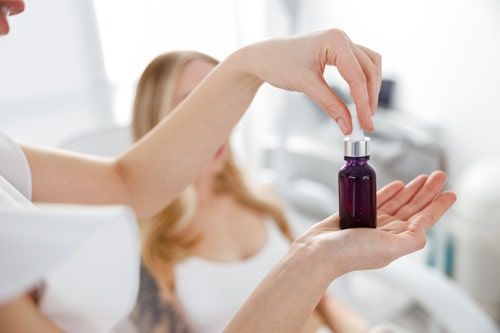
[298,171,457,273]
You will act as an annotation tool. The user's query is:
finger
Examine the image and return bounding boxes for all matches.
[322,30,373,132]
[378,174,428,215]
[377,180,405,208]
[394,171,448,220]
[336,55,373,132]
[410,190,457,231]
[353,44,382,116]
[1,1,25,15]
[356,44,382,72]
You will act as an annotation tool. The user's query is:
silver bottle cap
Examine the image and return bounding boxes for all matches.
[344,136,370,157]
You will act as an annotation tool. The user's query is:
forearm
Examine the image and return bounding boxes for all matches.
[25,29,381,218]
[0,294,63,333]
[224,241,340,333]
[316,295,369,333]
[25,47,262,218]
[117,47,263,217]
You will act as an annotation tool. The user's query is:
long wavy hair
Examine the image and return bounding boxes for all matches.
[132,51,293,288]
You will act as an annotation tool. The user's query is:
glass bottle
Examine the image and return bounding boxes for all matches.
[338,117,377,229]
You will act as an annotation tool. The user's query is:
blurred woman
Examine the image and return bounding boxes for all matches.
[129,50,376,333]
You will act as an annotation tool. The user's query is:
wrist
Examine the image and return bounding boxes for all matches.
[225,45,265,89]
[288,233,346,287]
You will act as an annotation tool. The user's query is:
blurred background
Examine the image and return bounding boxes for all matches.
[1,0,499,331]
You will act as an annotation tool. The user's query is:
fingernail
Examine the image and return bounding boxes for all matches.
[337,118,348,134]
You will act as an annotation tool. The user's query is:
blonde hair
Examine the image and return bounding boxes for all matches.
[132,50,293,287]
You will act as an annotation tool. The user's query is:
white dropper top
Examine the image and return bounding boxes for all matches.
[348,116,365,141]
[344,115,370,157]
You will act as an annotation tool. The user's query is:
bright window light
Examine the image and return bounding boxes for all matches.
[92,0,255,123]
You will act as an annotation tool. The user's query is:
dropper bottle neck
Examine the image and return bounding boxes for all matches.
[344,116,370,157]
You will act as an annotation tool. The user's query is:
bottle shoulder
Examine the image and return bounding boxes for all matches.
[339,157,376,176]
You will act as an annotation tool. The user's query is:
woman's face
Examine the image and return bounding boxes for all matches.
[0,0,25,35]
[170,58,230,178]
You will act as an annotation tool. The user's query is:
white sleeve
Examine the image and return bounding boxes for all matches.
[0,132,32,200]
[0,204,140,333]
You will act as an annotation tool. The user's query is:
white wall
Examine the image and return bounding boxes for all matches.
[0,0,113,146]
[92,0,264,124]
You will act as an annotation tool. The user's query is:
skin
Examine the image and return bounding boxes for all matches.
[21,28,382,220]
[172,59,247,261]
[225,171,456,332]
[143,58,368,332]
[1,1,456,332]
[170,58,370,332]
[0,0,24,34]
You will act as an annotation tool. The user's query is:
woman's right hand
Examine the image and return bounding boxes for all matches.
[237,28,382,134]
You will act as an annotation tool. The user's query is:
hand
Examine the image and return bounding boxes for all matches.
[0,0,25,35]
[295,171,457,276]
[224,172,454,333]
[243,29,381,133]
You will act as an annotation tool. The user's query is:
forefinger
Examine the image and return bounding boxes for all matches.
[378,174,428,215]
[376,180,405,207]
[353,44,382,117]
[334,48,373,132]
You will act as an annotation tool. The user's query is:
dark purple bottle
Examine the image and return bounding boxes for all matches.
[338,117,377,229]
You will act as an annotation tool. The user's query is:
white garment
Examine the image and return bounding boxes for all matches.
[0,132,140,333]
[175,220,291,333]
[0,132,32,205]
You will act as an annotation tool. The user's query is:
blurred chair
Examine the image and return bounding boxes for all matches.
[328,257,500,333]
